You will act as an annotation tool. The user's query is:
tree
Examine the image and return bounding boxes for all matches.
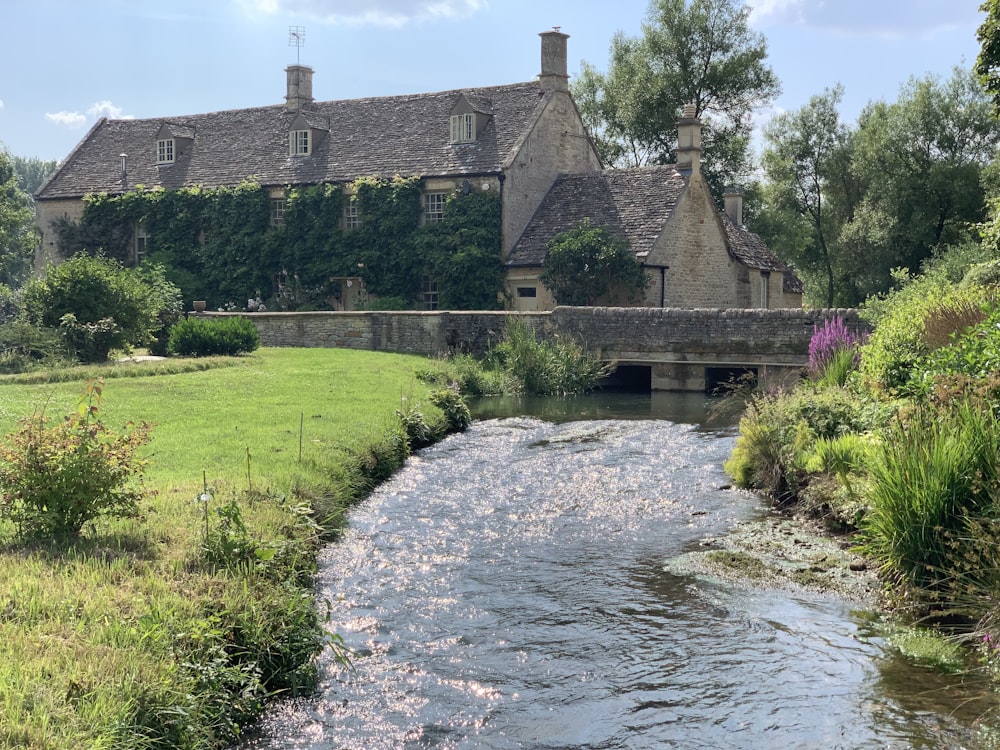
[759,86,859,306]
[976,0,1000,115]
[11,156,58,195]
[757,68,1000,306]
[573,0,780,195]
[539,220,648,306]
[22,254,178,362]
[0,149,38,288]
[846,68,999,297]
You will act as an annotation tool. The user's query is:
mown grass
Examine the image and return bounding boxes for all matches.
[0,347,451,749]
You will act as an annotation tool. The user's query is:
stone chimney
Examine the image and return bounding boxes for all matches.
[285,65,314,112]
[675,103,702,173]
[723,186,744,226]
[539,28,569,92]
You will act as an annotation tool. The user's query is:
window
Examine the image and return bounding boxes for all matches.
[270,198,285,227]
[343,200,361,230]
[156,138,174,164]
[288,130,310,156]
[450,113,475,143]
[421,275,439,310]
[516,287,537,298]
[134,224,148,265]
[759,271,770,309]
[423,192,447,224]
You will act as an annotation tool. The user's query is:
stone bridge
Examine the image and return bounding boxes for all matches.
[213,306,868,392]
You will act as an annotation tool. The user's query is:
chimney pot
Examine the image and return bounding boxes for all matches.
[675,103,702,172]
[285,65,315,112]
[539,29,569,92]
[723,186,745,226]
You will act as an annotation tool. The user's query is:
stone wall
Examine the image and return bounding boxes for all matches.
[209,306,867,363]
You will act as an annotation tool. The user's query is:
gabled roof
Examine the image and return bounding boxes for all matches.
[720,213,804,293]
[507,164,804,289]
[36,82,549,200]
[507,165,688,267]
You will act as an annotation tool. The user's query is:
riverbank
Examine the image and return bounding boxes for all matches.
[0,348,459,750]
[666,502,881,607]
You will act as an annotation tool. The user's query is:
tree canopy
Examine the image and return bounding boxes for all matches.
[573,0,780,196]
[0,149,38,288]
[540,219,648,306]
[755,68,1000,306]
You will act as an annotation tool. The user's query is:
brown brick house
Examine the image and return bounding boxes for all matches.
[34,31,800,311]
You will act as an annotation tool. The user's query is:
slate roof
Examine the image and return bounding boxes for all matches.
[507,165,689,267]
[507,164,804,288]
[36,82,550,200]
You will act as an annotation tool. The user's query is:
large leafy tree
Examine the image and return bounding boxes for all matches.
[758,86,860,306]
[573,0,780,196]
[11,156,58,196]
[976,0,1000,115]
[0,149,38,288]
[846,68,999,297]
[757,68,1000,306]
[540,220,648,306]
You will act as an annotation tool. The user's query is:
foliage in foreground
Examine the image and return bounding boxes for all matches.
[0,348,459,749]
[0,379,151,538]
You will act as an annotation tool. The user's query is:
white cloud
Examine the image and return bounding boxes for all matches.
[87,101,134,120]
[45,111,87,128]
[45,100,134,129]
[234,0,487,27]
[749,0,981,38]
[0,99,4,109]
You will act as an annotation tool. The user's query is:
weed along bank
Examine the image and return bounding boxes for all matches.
[208,306,867,392]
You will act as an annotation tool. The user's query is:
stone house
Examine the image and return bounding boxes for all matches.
[34,30,800,311]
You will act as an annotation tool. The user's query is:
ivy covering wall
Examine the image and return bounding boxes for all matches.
[54,177,505,311]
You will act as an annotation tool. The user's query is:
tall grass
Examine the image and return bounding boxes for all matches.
[488,316,610,395]
[0,347,450,749]
[859,399,1000,599]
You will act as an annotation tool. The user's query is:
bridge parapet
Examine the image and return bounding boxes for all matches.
[205,306,869,391]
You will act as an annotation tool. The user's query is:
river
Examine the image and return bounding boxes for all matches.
[242,393,994,749]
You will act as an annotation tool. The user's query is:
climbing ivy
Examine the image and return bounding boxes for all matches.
[54,177,504,311]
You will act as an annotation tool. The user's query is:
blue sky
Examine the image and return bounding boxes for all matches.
[0,0,987,163]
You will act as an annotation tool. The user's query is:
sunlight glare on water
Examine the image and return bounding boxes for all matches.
[241,410,991,750]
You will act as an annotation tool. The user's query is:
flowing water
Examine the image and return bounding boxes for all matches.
[243,394,995,749]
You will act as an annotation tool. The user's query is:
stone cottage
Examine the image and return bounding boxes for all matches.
[33,30,800,312]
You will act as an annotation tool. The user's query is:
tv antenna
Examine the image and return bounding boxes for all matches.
[288,26,305,65]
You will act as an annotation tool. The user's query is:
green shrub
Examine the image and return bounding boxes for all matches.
[168,316,261,356]
[725,385,881,501]
[491,316,609,395]
[0,380,152,538]
[429,385,472,432]
[0,321,71,373]
[23,254,173,362]
[138,263,185,356]
[859,399,1000,595]
[860,279,992,395]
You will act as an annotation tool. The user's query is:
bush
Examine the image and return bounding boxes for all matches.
[859,399,1000,596]
[23,254,178,362]
[725,385,882,501]
[0,321,71,373]
[0,380,152,538]
[138,263,184,356]
[168,316,261,356]
[490,316,610,395]
[860,280,990,395]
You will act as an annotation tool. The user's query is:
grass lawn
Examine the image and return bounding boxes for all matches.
[0,347,451,749]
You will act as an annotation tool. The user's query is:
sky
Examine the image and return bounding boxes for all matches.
[0,0,988,163]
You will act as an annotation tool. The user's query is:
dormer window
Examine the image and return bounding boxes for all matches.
[450,113,475,143]
[289,130,311,156]
[157,138,175,164]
